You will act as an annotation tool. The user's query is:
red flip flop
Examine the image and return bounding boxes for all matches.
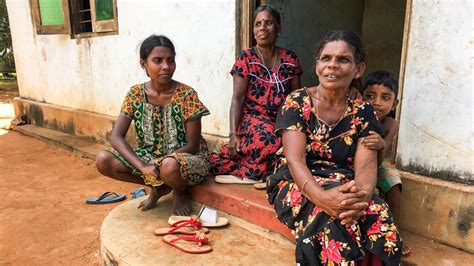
[162,232,212,254]
[168,215,229,228]
[154,215,209,236]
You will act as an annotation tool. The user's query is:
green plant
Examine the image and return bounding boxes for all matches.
[0,0,15,73]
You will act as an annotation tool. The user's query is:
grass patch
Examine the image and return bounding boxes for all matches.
[0,72,18,89]
[0,79,18,90]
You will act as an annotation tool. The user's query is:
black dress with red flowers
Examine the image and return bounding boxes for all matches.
[267,89,402,265]
[209,47,303,180]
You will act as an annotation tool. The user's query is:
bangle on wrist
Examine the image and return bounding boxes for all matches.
[301,178,314,195]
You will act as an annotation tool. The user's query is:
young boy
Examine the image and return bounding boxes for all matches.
[361,70,410,255]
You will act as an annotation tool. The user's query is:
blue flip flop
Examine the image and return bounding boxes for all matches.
[85,191,126,204]
[130,187,147,199]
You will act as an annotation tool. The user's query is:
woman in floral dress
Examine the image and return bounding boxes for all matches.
[96,35,210,215]
[210,5,303,182]
[267,31,402,265]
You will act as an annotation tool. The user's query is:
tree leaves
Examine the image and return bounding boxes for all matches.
[0,0,15,73]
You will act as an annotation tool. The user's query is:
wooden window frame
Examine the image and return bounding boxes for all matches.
[30,0,118,37]
[30,0,71,34]
[90,0,118,33]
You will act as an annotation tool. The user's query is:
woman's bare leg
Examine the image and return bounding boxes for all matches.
[159,157,191,216]
[95,150,171,211]
[95,150,142,184]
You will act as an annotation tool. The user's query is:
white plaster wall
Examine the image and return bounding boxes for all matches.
[6,0,236,136]
[397,0,473,182]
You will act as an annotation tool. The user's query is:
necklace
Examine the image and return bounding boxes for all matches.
[256,46,277,69]
[315,87,348,131]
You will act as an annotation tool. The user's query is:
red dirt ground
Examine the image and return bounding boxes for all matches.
[0,130,139,265]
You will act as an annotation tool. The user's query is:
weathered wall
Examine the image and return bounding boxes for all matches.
[399,172,474,253]
[397,0,473,184]
[361,0,406,79]
[6,0,236,137]
[266,0,364,87]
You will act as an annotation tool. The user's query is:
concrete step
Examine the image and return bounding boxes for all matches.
[189,178,294,240]
[12,124,108,159]
[101,196,295,265]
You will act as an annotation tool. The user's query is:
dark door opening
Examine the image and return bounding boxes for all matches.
[247,0,407,160]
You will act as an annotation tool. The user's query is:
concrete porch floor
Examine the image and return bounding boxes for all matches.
[10,123,474,265]
[101,196,295,265]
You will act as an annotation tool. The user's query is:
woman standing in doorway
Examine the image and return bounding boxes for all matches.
[210,4,303,183]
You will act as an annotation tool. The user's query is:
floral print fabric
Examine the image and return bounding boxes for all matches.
[267,89,402,265]
[210,47,303,180]
[108,83,210,186]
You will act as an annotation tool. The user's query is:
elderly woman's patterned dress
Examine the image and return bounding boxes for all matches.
[108,83,210,186]
[209,47,303,180]
[267,89,402,265]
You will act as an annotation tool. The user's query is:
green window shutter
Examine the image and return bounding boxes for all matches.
[38,0,64,25]
[95,0,114,21]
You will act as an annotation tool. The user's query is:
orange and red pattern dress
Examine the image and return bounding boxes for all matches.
[210,47,303,180]
[267,89,402,265]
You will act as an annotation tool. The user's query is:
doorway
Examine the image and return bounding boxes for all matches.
[241,0,408,160]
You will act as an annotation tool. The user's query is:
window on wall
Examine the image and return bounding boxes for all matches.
[30,0,118,37]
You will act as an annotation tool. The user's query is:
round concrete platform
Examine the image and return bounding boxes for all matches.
[100,195,295,265]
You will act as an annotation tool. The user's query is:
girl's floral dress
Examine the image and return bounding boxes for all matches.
[267,89,402,265]
[210,47,303,180]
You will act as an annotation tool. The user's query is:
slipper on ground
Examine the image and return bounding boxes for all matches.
[162,233,212,254]
[168,215,229,228]
[130,187,146,199]
[253,182,267,190]
[85,191,126,204]
[156,215,209,235]
[215,175,258,184]
[154,226,209,236]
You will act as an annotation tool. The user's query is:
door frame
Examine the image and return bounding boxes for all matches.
[392,0,412,163]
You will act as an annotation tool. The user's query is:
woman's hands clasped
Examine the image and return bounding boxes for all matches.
[308,180,369,226]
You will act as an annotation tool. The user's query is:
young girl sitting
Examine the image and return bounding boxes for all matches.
[95,35,210,216]
[361,70,410,255]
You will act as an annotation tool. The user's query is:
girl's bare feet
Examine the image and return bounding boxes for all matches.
[172,189,191,216]
[138,185,172,211]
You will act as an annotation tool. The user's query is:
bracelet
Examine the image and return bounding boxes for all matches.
[229,131,237,136]
[300,178,314,195]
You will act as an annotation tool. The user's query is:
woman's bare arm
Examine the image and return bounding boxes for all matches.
[110,115,149,173]
[289,76,301,91]
[354,138,378,199]
[337,138,378,225]
[228,75,248,158]
[174,119,202,155]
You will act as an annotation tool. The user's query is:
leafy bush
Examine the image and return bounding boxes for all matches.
[0,0,15,74]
